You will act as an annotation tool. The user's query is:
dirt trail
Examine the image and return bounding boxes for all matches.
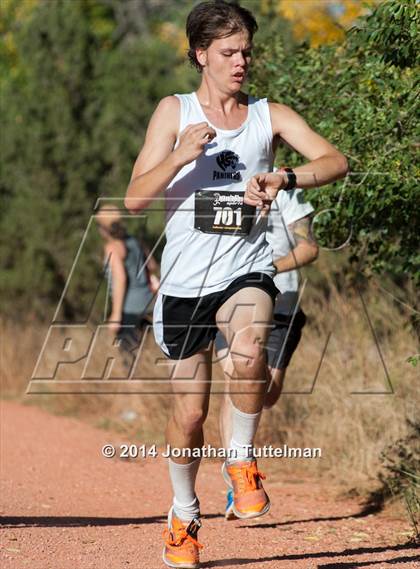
[1,400,418,569]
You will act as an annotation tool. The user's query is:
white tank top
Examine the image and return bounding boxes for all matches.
[159,92,275,298]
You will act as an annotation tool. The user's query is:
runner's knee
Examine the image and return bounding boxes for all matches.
[264,369,285,408]
[174,407,207,437]
[230,341,266,376]
[263,386,281,408]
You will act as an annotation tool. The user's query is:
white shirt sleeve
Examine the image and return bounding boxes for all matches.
[278,188,314,226]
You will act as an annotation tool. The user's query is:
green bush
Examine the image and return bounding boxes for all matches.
[249,0,419,285]
[0,0,196,319]
[1,0,418,319]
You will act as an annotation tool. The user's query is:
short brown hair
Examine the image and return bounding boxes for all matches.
[186,1,258,72]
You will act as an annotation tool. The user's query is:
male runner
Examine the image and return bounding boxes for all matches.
[215,188,319,520]
[125,2,348,567]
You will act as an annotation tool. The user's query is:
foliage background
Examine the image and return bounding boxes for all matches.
[1,0,418,322]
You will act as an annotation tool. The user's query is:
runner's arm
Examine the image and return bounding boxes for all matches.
[125,97,216,213]
[106,242,127,323]
[274,215,319,273]
[140,242,160,293]
[145,250,159,275]
[269,102,348,189]
[244,105,348,210]
[125,97,181,213]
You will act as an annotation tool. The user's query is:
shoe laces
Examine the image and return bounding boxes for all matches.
[163,518,204,550]
[230,461,266,493]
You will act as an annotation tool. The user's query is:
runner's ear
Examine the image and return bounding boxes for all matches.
[196,48,207,68]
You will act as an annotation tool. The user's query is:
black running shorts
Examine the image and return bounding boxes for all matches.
[154,272,278,360]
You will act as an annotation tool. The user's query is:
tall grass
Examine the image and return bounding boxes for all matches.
[1,254,418,487]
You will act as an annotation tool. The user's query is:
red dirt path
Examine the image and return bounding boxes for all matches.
[1,400,418,568]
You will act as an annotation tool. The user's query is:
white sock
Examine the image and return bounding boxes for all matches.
[168,457,201,521]
[228,404,262,462]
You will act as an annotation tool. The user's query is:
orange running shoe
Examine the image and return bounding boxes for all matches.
[223,459,270,519]
[162,506,203,568]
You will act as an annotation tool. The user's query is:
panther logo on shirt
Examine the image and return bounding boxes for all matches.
[214,150,241,181]
[216,151,239,172]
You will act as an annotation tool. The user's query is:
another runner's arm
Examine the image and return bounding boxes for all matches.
[274,215,319,273]
[106,242,127,324]
[270,103,348,189]
[142,243,159,275]
[141,242,160,293]
[125,96,216,213]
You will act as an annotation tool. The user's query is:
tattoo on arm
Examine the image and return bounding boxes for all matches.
[289,216,316,245]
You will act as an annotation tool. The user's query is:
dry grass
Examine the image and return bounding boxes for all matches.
[1,254,418,488]
[255,268,419,485]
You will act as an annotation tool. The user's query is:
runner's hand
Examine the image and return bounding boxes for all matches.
[107,312,121,334]
[244,172,286,216]
[173,122,216,166]
[149,274,160,294]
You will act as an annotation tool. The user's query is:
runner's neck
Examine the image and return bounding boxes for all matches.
[194,90,249,131]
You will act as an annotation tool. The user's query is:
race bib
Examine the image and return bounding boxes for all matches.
[194,190,255,236]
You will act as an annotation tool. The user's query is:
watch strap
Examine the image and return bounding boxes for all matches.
[282,167,297,191]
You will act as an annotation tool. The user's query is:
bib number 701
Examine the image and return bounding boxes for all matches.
[214,206,242,226]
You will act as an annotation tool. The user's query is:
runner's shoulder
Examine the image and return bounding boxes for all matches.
[268,101,301,120]
[105,240,126,260]
[268,102,306,134]
[156,95,180,112]
[150,96,180,136]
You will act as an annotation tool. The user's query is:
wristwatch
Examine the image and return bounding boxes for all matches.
[281,167,297,191]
